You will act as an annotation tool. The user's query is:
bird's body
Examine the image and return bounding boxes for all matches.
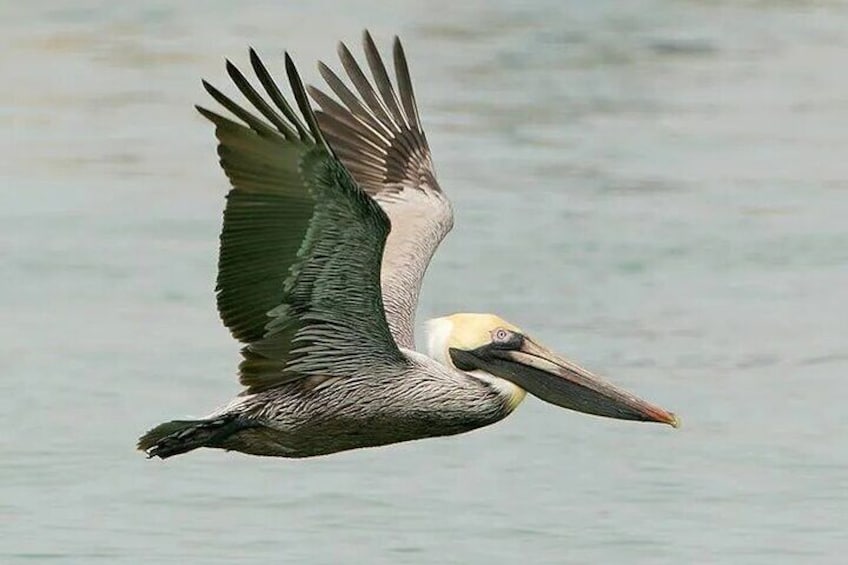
[139,33,677,461]
[191,349,516,458]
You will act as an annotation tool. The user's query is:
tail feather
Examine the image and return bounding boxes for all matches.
[137,416,243,459]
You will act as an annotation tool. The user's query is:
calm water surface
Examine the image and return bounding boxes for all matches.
[3,1,847,563]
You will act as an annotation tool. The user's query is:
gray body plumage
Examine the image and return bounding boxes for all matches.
[215,351,512,458]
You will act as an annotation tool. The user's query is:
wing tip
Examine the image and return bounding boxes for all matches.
[195,103,212,118]
[336,40,350,59]
[201,78,215,95]
[285,51,332,151]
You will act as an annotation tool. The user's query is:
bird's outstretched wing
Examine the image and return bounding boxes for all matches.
[199,50,409,393]
[308,32,453,349]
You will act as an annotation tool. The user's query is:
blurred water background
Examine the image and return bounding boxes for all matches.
[2,1,847,563]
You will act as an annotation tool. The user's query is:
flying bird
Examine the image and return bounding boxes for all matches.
[138,32,678,460]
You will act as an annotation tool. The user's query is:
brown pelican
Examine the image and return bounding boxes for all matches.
[138,32,678,460]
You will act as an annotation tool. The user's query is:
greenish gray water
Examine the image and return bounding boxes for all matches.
[3,1,847,563]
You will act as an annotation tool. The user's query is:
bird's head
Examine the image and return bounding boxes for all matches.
[426,313,679,427]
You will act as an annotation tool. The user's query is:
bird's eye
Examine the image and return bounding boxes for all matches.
[492,328,512,344]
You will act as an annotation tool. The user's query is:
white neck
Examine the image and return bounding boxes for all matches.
[425,316,455,365]
[424,316,526,411]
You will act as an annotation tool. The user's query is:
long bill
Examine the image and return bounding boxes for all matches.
[451,339,679,427]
